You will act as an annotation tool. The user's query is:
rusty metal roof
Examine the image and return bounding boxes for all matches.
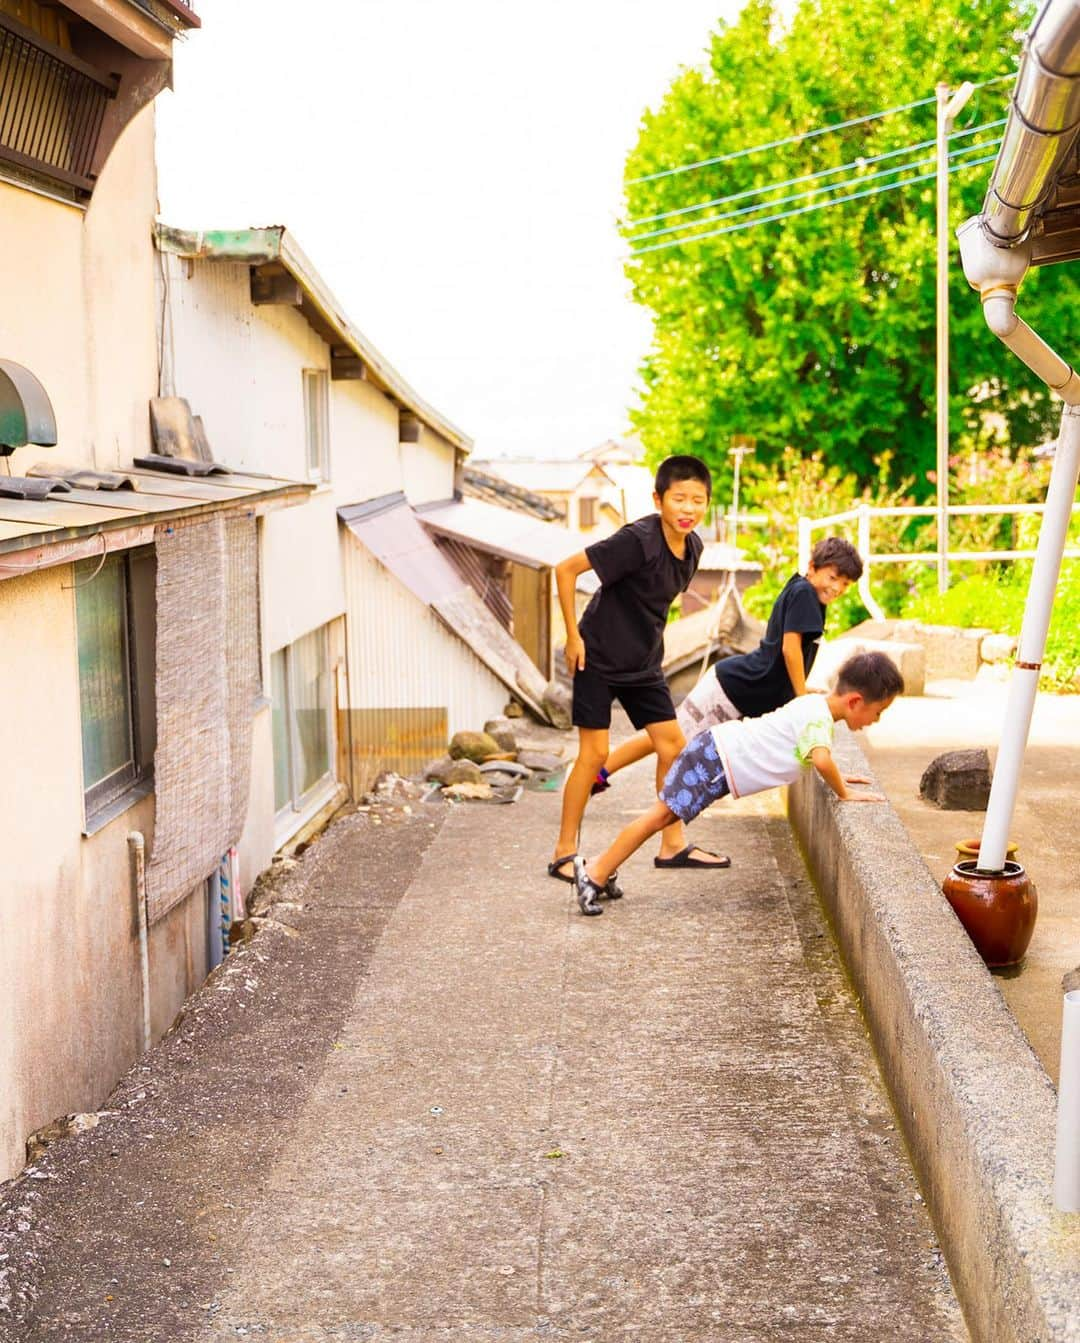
[0,464,310,569]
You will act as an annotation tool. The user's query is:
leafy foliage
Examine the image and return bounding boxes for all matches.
[904,563,1080,690]
[622,0,1080,497]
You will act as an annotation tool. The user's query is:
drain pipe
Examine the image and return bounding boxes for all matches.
[956,221,1080,872]
[128,831,152,1053]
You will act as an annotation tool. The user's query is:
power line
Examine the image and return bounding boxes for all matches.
[626,133,1001,244]
[626,73,1014,187]
[627,152,999,257]
[626,119,1006,231]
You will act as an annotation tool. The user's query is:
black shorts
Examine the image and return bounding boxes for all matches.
[571,665,676,731]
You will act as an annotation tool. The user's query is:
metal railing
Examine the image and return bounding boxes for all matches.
[798,502,1080,620]
[0,11,118,198]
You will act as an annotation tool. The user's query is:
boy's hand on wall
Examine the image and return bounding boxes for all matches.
[839,790,886,803]
[564,634,586,673]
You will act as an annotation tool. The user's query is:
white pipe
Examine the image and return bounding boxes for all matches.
[127,831,152,1052]
[982,294,1080,404]
[980,401,1080,870]
[1054,989,1080,1212]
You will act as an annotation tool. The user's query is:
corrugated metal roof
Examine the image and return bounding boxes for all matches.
[338,493,464,607]
[416,497,587,569]
[0,464,310,557]
[155,224,472,455]
[338,492,553,721]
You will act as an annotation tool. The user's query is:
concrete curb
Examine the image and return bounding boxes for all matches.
[788,728,1080,1343]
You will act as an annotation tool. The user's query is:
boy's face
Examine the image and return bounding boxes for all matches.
[807,563,851,605]
[841,692,895,732]
[654,478,710,537]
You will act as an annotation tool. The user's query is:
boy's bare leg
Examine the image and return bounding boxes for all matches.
[645,719,728,864]
[552,726,609,873]
[585,799,676,888]
[602,729,656,778]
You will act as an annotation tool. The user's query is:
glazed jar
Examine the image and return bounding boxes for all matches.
[942,859,1037,968]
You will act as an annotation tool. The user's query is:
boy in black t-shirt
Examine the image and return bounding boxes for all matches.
[593,537,864,828]
[548,455,722,888]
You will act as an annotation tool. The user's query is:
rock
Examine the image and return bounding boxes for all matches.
[517,750,565,773]
[483,719,518,752]
[26,1112,100,1163]
[542,678,572,730]
[423,754,457,784]
[981,633,1018,664]
[919,748,993,811]
[448,730,501,763]
[445,758,484,785]
[443,781,494,801]
[479,759,532,778]
[504,699,525,718]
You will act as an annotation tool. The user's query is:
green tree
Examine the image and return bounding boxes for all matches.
[622,0,1080,500]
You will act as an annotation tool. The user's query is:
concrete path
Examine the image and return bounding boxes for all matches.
[861,673,1080,1084]
[2,741,965,1341]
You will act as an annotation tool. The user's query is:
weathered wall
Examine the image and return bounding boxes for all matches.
[0,105,158,477]
[0,566,208,1184]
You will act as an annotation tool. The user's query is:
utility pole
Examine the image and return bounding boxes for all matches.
[728,440,753,549]
[936,79,975,592]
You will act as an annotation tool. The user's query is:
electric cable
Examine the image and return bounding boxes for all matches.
[627,152,999,257]
[626,72,1014,186]
[625,119,1006,230]
[628,135,1001,245]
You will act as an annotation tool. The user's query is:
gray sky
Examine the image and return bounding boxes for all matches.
[155,1,733,458]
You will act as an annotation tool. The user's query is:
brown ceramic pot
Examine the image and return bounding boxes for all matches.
[942,859,1037,968]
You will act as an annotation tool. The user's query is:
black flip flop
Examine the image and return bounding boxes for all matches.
[547,854,578,883]
[654,845,731,870]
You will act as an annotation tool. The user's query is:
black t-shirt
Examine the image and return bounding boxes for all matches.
[716,572,825,715]
[578,514,703,684]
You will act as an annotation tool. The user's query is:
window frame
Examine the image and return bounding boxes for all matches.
[76,551,144,825]
[271,623,335,824]
[302,367,331,483]
[578,495,597,529]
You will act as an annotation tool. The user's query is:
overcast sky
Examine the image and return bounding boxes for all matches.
[154,1,734,459]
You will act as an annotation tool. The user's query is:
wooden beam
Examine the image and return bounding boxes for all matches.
[250,265,302,307]
[331,346,366,381]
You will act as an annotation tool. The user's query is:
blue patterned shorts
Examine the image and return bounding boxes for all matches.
[659,729,729,823]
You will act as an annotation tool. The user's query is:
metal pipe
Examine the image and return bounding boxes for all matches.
[1055,989,1080,1211]
[127,831,152,1053]
[980,401,1080,870]
[982,0,1080,244]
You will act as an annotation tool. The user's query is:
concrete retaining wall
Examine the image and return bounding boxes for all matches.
[789,729,1080,1343]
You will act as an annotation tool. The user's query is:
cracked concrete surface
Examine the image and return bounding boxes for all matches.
[1,728,966,1341]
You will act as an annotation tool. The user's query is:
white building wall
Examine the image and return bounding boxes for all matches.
[401,426,457,505]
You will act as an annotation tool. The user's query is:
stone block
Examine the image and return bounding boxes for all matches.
[542,678,572,731]
[980,633,1018,664]
[810,636,926,696]
[919,748,992,811]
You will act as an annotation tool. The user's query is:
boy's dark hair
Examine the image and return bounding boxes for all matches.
[836,651,904,702]
[655,454,712,499]
[809,536,863,580]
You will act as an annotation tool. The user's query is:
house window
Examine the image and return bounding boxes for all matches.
[578,496,597,529]
[270,622,334,818]
[302,369,330,481]
[75,549,156,826]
